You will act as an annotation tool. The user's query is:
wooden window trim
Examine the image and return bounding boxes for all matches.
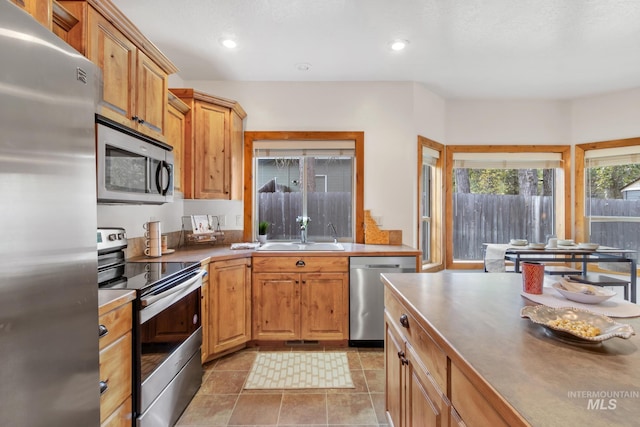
[445,145,571,270]
[243,131,365,243]
[417,136,445,272]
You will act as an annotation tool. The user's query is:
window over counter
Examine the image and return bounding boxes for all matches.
[445,145,571,269]
[243,132,365,243]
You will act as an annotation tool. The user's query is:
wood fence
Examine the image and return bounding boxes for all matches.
[258,192,352,240]
[454,194,640,260]
[257,192,639,259]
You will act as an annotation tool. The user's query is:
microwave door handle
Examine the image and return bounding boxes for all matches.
[161,161,171,195]
[146,157,152,193]
[155,161,171,195]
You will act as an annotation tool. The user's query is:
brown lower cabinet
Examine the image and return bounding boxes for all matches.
[98,297,133,426]
[202,257,252,362]
[385,289,513,427]
[252,256,349,341]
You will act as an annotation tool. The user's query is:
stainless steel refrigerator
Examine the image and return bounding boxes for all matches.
[0,1,101,425]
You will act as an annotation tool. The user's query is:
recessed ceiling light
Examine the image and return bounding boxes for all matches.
[220,38,237,49]
[390,39,409,51]
[295,63,312,71]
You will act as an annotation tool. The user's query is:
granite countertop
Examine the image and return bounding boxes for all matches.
[382,271,640,427]
[128,242,421,265]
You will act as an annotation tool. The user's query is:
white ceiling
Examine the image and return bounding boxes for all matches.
[111,0,640,99]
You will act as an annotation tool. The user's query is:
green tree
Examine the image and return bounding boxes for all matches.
[588,165,640,199]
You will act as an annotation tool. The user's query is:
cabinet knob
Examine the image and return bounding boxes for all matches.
[98,324,108,338]
[99,380,108,395]
[296,260,305,267]
[399,314,409,328]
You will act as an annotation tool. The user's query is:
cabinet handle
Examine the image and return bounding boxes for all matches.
[132,115,138,121]
[99,380,108,395]
[397,351,409,366]
[399,314,409,328]
[296,260,305,267]
[138,118,145,124]
[98,324,108,338]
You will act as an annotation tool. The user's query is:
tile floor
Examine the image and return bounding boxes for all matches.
[176,345,388,427]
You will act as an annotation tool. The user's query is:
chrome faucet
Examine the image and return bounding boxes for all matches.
[296,216,310,243]
[327,223,338,243]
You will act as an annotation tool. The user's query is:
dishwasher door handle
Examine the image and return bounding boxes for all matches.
[358,264,401,269]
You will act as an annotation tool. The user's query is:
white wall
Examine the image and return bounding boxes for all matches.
[571,87,640,143]
[445,99,572,145]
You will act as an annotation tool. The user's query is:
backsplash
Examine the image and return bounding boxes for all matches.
[124,230,244,259]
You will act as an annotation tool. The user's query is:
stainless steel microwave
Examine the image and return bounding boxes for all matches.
[96,116,174,204]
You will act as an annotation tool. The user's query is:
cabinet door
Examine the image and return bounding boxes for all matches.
[385,314,404,427]
[166,97,187,193]
[300,272,348,340]
[405,343,448,427]
[135,50,167,139]
[229,109,244,200]
[207,258,252,357]
[88,8,136,129]
[200,269,210,362]
[194,101,230,199]
[252,273,300,340]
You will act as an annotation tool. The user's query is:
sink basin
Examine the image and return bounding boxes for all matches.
[257,242,345,251]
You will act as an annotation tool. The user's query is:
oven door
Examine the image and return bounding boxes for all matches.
[136,269,205,426]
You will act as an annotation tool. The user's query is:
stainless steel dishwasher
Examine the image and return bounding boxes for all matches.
[349,256,416,346]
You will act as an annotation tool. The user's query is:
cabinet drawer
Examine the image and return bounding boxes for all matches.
[384,290,447,392]
[450,363,509,427]
[99,302,132,351]
[100,397,132,427]
[253,256,348,273]
[99,331,132,423]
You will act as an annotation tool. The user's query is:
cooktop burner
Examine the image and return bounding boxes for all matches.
[99,261,200,292]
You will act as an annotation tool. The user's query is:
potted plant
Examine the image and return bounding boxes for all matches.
[258,221,269,244]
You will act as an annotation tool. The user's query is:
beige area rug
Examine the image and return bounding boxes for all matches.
[244,352,354,389]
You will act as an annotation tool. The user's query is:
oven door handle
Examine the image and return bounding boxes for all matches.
[139,269,206,324]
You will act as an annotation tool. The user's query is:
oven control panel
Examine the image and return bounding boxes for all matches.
[98,227,127,253]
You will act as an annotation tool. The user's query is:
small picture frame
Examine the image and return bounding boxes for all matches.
[191,215,210,234]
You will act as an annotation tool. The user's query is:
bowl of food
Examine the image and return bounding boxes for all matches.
[552,280,616,304]
[510,239,528,246]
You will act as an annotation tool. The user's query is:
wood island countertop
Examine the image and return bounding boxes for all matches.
[382,271,640,427]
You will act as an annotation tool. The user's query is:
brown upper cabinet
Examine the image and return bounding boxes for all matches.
[59,0,178,142]
[166,92,190,194]
[170,89,247,200]
[11,0,52,29]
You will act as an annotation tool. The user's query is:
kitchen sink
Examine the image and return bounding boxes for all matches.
[256,242,345,251]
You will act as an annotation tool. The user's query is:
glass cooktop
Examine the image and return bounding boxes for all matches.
[99,261,200,292]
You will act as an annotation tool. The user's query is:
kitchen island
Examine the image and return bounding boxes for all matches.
[382,271,640,427]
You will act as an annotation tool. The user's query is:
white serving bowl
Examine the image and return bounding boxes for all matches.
[510,239,528,246]
[552,281,616,304]
[557,239,574,246]
[577,242,599,250]
[527,243,546,249]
